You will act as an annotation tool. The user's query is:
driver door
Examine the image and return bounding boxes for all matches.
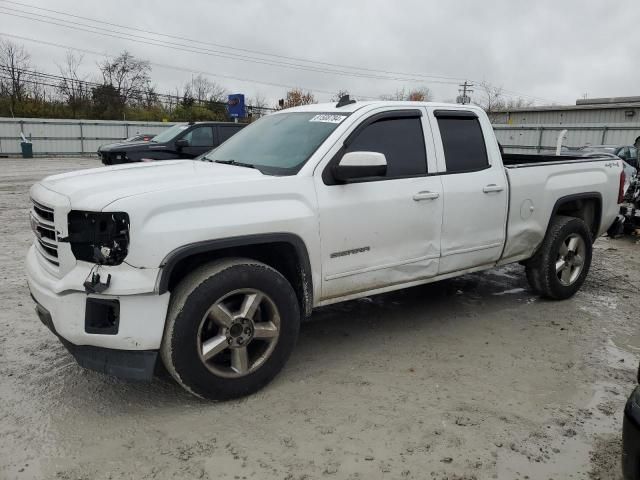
[314,109,443,301]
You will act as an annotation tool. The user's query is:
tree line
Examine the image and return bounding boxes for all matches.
[0,39,530,123]
[0,40,273,122]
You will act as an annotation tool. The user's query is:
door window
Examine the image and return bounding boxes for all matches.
[218,126,241,144]
[345,117,427,177]
[437,116,489,173]
[182,126,213,147]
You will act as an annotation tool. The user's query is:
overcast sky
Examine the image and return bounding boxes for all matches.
[0,0,636,107]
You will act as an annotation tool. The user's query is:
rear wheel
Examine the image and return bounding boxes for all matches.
[525,216,592,300]
[161,258,300,400]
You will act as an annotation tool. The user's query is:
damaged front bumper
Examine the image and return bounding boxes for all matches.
[26,245,170,381]
[34,299,158,381]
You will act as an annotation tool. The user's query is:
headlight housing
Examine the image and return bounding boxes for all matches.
[67,211,130,265]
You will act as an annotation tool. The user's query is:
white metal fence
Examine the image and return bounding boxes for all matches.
[2,117,640,157]
[0,117,177,156]
[494,123,640,154]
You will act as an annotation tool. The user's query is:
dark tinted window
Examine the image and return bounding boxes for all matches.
[218,125,241,143]
[346,117,427,177]
[437,117,489,173]
[183,126,213,147]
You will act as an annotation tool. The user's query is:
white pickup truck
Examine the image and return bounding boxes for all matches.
[26,100,624,399]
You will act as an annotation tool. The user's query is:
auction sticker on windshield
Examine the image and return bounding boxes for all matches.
[309,114,347,123]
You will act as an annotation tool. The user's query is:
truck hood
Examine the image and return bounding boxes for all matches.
[38,160,264,211]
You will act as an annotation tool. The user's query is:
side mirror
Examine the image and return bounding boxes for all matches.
[332,151,387,183]
[175,138,190,149]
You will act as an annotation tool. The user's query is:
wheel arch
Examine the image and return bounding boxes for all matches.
[156,233,313,318]
[549,192,602,239]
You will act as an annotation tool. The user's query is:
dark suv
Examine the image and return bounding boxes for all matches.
[98,121,245,165]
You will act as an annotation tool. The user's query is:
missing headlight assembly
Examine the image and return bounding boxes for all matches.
[65,211,130,265]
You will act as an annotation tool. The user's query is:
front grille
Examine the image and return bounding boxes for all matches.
[30,199,59,266]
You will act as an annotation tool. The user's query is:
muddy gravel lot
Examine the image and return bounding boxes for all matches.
[1,157,639,480]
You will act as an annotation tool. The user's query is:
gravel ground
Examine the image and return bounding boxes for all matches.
[1,157,639,480]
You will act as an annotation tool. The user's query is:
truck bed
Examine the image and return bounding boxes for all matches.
[502,153,613,167]
[499,153,621,264]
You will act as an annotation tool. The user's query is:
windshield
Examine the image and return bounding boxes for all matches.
[202,112,348,174]
[152,124,189,143]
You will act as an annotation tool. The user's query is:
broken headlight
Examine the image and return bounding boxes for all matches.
[66,211,130,265]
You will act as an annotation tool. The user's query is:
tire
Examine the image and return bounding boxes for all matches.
[524,215,593,300]
[160,258,300,400]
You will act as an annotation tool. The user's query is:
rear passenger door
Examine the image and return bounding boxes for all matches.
[430,109,508,274]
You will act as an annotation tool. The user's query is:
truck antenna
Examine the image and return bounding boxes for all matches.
[336,95,356,108]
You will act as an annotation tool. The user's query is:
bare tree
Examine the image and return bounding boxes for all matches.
[331,89,350,102]
[380,86,433,101]
[504,97,534,109]
[407,87,433,101]
[247,92,269,119]
[57,51,91,117]
[474,81,506,122]
[475,81,532,122]
[98,51,151,106]
[141,83,160,109]
[0,40,32,115]
[189,74,226,104]
[380,87,407,101]
[278,88,316,109]
[248,92,268,109]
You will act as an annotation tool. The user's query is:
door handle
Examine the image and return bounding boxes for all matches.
[483,184,504,193]
[413,191,440,201]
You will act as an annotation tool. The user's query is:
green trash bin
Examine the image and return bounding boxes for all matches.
[20,142,33,158]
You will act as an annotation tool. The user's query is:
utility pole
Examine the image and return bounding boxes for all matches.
[457,81,473,105]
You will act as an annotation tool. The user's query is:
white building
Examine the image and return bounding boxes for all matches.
[491,96,640,153]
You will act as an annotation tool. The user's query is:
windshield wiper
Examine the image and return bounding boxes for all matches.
[212,159,256,169]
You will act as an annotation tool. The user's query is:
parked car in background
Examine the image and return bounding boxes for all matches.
[580,144,638,169]
[98,121,246,165]
[623,363,640,479]
[124,133,155,142]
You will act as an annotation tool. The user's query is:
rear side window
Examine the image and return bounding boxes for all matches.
[346,117,427,177]
[437,116,489,173]
[183,126,214,147]
[218,125,241,144]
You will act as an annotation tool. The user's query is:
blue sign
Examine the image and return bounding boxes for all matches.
[227,94,246,118]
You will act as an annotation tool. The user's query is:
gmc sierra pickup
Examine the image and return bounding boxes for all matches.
[26,100,625,400]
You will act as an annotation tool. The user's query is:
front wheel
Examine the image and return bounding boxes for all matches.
[525,216,593,300]
[160,258,300,400]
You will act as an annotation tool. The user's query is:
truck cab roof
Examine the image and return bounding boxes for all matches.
[280,100,485,115]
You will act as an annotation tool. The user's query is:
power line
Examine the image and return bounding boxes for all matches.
[0,32,379,99]
[0,1,561,104]
[0,7,467,86]
[0,0,469,83]
[0,0,553,103]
